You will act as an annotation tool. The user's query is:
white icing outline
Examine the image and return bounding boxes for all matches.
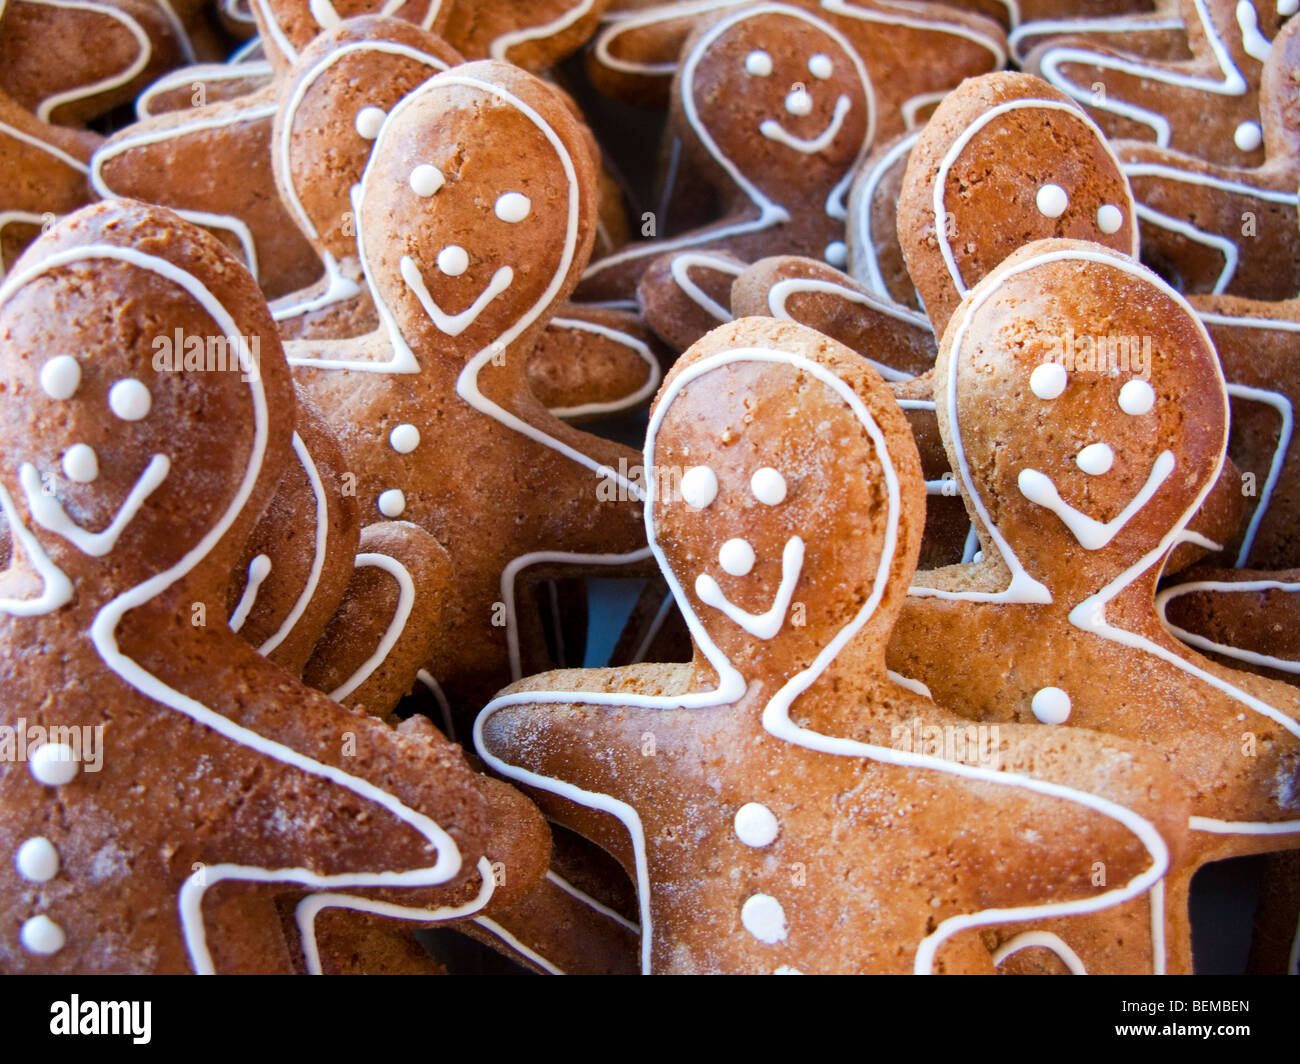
[488,0,597,62]
[476,347,1169,974]
[992,930,1088,973]
[543,317,662,420]
[933,99,1141,298]
[29,0,151,123]
[1009,16,1185,66]
[269,252,362,322]
[1158,576,1300,674]
[547,869,641,933]
[0,244,467,973]
[0,119,92,174]
[135,62,274,120]
[668,252,744,323]
[848,129,927,320]
[229,553,271,632]
[327,551,415,702]
[471,915,564,973]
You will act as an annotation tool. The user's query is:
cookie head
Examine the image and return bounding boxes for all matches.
[677,4,873,200]
[275,17,463,257]
[647,319,922,680]
[0,203,290,602]
[358,61,595,356]
[941,241,1228,596]
[900,72,1139,336]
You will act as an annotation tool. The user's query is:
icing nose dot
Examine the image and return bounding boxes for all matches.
[1076,442,1115,476]
[750,467,787,505]
[734,802,779,847]
[1029,363,1067,400]
[62,443,98,483]
[29,743,79,786]
[20,915,65,956]
[1118,379,1155,415]
[1031,686,1072,725]
[378,489,406,518]
[719,538,755,576]
[808,53,833,79]
[680,466,717,509]
[409,164,445,197]
[785,88,813,116]
[1035,183,1069,218]
[108,378,151,421]
[495,192,531,223]
[389,424,420,454]
[354,105,386,140]
[40,355,81,400]
[1096,204,1124,234]
[437,245,469,276]
[745,50,772,76]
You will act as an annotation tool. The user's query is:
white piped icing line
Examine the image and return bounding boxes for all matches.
[1158,577,1300,674]
[741,892,788,943]
[1235,0,1272,62]
[270,252,362,323]
[761,93,852,154]
[1036,183,1069,218]
[1031,686,1072,725]
[21,454,170,558]
[542,317,662,421]
[696,535,803,638]
[750,467,787,505]
[477,347,1171,973]
[486,0,598,63]
[992,930,1087,973]
[680,466,718,509]
[21,914,65,955]
[229,553,271,633]
[668,253,744,323]
[29,0,151,123]
[734,802,779,847]
[849,128,928,324]
[29,743,78,786]
[0,244,467,973]
[40,356,81,400]
[16,836,59,882]
[933,100,1141,295]
[327,552,416,702]
[1018,451,1175,550]
[403,257,513,336]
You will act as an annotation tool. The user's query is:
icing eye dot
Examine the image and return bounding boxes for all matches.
[824,240,847,267]
[378,488,406,518]
[1029,362,1067,400]
[437,245,469,276]
[1076,442,1115,476]
[108,378,151,421]
[1031,686,1072,725]
[1096,203,1124,234]
[495,192,531,223]
[718,538,755,576]
[808,53,833,79]
[1233,120,1263,152]
[62,443,98,484]
[745,49,773,76]
[1035,183,1069,218]
[741,893,788,944]
[29,743,78,786]
[1281,0,1299,15]
[409,164,445,197]
[20,915,65,956]
[15,836,59,882]
[389,423,420,454]
[734,802,779,847]
[680,466,718,509]
[1118,379,1155,416]
[354,105,386,140]
[750,467,787,505]
[40,355,81,400]
[785,87,813,116]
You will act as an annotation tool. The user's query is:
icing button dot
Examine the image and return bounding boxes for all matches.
[1031,686,1072,725]
[16,837,59,882]
[108,379,151,421]
[437,245,469,276]
[29,743,79,786]
[389,424,420,454]
[1035,183,1069,219]
[745,50,772,77]
[734,802,779,847]
[40,356,81,400]
[1118,379,1155,416]
[750,467,787,505]
[774,965,803,974]
[741,893,788,944]
[409,164,445,197]
[20,915,65,956]
[354,105,386,140]
[1096,204,1124,234]
[1281,0,1298,15]
[824,240,847,267]
[1076,442,1115,476]
[1234,120,1263,152]
[495,192,531,223]
[680,466,718,509]
[1029,362,1068,400]
[808,53,833,79]
[785,88,813,117]
[61,443,98,484]
[719,538,755,576]
[378,489,406,518]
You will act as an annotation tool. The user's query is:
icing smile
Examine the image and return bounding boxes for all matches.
[759,95,852,153]
[20,455,171,557]
[400,254,514,337]
[695,535,805,638]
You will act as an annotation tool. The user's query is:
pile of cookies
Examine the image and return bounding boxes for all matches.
[0,0,1296,975]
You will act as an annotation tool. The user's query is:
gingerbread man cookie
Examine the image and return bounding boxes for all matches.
[0,198,545,973]
[476,315,1189,974]
[888,238,1300,973]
